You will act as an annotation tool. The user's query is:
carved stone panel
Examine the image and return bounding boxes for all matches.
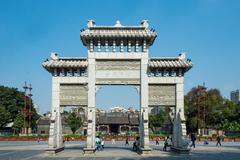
[60,84,87,106]
[149,85,176,106]
[96,78,140,85]
[96,60,140,71]
[95,60,141,85]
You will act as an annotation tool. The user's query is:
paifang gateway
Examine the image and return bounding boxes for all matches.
[42,20,193,154]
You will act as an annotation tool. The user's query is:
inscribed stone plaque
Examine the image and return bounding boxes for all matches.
[149,85,176,106]
[95,60,141,84]
[96,60,140,70]
[60,84,87,106]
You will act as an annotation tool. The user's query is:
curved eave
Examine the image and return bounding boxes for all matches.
[42,59,88,73]
[148,59,193,73]
[80,30,157,46]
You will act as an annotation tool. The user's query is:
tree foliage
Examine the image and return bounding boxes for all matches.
[185,86,240,133]
[66,112,82,134]
[12,113,24,134]
[0,106,11,128]
[149,111,167,133]
[0,85,40,134]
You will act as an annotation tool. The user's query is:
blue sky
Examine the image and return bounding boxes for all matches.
[0,0,239,113]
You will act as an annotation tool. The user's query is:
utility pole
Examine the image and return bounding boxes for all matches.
[21,82,33,135]
[22,82,28,135]
[28,83,33,134]
[197,83,207,135]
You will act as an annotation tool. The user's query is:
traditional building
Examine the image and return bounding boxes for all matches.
[37,107,139,135]
[96,107,139,134]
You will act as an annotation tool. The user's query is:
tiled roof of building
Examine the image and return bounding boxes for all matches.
[37,118,50,125]
[42,57,88,71]
[149,58,193,70]
[98,116,129,124]
[80,20,157,46]
[129,117,139,125]
[81,29,156,40]
[97,112,139,125]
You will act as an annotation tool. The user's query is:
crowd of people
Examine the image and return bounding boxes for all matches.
[93,133,223,152]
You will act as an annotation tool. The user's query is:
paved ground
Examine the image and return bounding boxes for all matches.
[0,141,240,160]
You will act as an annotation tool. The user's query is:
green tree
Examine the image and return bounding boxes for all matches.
[185,85,240,133]
[0,106,11,128]
[66,112,82,134]
[12,113,24,135]
[0,85,40,133]
[149,111,167,133]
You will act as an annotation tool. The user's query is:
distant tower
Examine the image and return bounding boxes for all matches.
[230,90,240,104]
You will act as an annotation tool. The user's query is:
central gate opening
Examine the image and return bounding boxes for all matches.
[110,124,119,134]
[96,85,140,136]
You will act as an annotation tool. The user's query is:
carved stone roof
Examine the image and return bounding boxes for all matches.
[149,58,193,70]
[80,20,157,46]
[42,57,88,71]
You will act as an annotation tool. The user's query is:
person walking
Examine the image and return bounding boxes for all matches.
[125,137,129,146]
[163,136,171,151]
[111,138,116,144]
[216,135,222,147]
[95,136,101,150]
[101,138,105,150]
[132,136,140,151]
[156,137,160,145]
[190,133,196,148]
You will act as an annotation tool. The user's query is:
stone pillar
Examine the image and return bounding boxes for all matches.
[135,40,139,52]
[90,40,94,52]
[176,82,186,137]
[171,80,189,153]
[139,53,151,154]
[84,56,96,154]
[113,40,116,52]
[105,40,109,52]
[127,40,131,52]
[120,40,124,52]
[97,40,101,52]
[46,77,64,154]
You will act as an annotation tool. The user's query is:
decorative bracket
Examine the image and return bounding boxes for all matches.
[133,86,140,94]
[95,85,102,93]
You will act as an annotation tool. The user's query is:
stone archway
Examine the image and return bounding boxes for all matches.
[43,20,193,155]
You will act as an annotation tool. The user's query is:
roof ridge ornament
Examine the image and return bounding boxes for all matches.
[50,52,58,60]
[141,20,149,29]
[87,20,95,28]
[114,20,122,27]
[178,52,186,60]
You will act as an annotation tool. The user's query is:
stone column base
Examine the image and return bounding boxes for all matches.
[83,148,95,155]
[46,147,64,155]
[171,147,190,154]
[138,147,152,155]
